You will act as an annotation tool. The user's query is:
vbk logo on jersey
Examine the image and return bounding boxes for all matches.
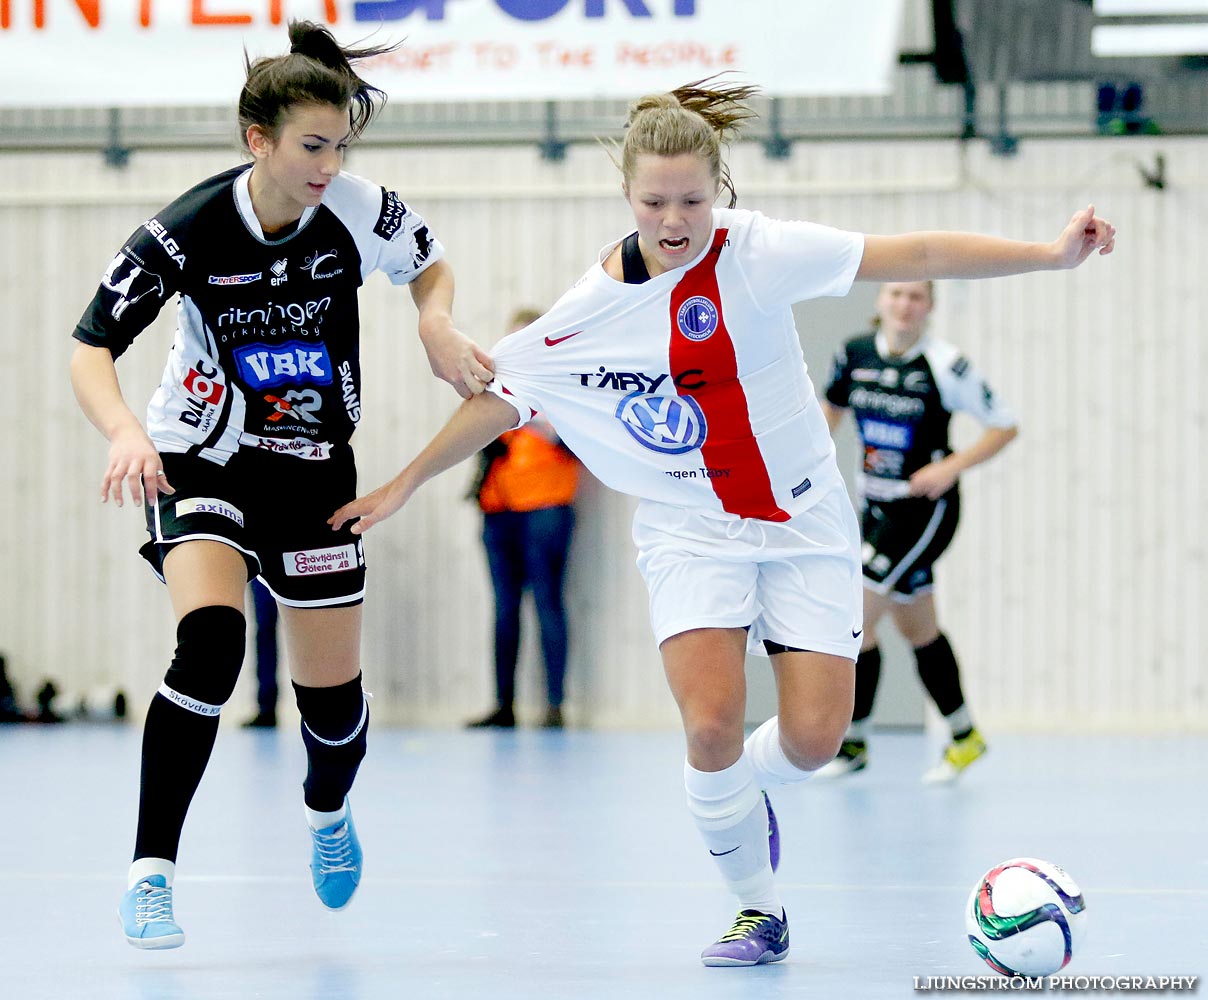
[676,296,719,341]
[234,341,333,389]
[860,418,912,450]
[182,364,224,405]
[615,391,707,455]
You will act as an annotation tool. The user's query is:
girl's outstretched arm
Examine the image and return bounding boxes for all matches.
[856,205,1116,282]
[329,391,520,535]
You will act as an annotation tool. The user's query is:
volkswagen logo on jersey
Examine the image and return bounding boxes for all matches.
[615,391,707,455]
[676,296,719,341]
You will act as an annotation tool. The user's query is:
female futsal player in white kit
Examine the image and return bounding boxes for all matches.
[331,79,1115,967]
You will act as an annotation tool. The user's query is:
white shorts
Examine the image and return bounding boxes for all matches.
[632,485,864,659]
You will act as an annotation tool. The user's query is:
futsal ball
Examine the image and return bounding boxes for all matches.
[965,857,1087,977]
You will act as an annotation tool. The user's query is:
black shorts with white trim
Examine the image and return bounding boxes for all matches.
[860,491,960,600]
[139,445,366,608]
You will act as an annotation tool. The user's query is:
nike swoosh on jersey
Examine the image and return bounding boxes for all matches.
[709,846,741,857]
[544,331,583,346]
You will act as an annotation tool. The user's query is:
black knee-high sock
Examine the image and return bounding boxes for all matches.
[294,675,368,813]
[852,647,882,726]
[914,633,969,727]
[133,606,246,862]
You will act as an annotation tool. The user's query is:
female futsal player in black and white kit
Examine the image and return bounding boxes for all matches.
[820,281,1018,782]
[70,21,492,950]
[331,80,1114,967]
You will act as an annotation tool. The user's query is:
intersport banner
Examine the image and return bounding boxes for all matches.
[0,0,905,106]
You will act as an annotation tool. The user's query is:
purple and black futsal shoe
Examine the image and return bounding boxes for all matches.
[701,908,790,967]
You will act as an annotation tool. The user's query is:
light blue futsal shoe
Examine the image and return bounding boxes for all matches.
[119,874,185,949]
[309,801,362,910]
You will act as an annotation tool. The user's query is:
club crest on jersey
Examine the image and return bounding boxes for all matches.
[615,391,707,455]
[676,296,719,342]
[304,250,343,281]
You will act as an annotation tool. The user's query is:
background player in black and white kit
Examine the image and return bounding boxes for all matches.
[69,21,492,950]
[821,281,1018,782]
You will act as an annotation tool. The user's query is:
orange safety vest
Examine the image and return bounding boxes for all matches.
[477,426,579,514]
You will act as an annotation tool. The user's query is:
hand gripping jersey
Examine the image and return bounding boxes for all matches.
[73,166,443,464]
[824,331,1017,501]
[487,209,864,522]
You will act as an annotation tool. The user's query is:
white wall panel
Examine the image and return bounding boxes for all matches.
[1,135,1203,731]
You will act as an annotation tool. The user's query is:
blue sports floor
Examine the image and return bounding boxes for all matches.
[3,725,1205,999]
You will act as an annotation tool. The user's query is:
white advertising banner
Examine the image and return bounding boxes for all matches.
[0,0,905,107]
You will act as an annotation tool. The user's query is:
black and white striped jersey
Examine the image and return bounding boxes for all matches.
[74,164,443,465]
[824,332,1016,500]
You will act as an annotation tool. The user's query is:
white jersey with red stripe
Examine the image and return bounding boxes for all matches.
[487,208,864,522]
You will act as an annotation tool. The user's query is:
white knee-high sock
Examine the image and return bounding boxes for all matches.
[744,716,816,788]
[684,755,781,916]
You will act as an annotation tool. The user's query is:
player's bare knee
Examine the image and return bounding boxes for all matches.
[779,715,847,771]
[683,713,745,766]
[783,735,841,772]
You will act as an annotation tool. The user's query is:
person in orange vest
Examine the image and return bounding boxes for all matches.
[467,308,580,729]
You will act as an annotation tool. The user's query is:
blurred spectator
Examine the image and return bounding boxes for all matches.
[0,653,24,722]
[466,308,580,729]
